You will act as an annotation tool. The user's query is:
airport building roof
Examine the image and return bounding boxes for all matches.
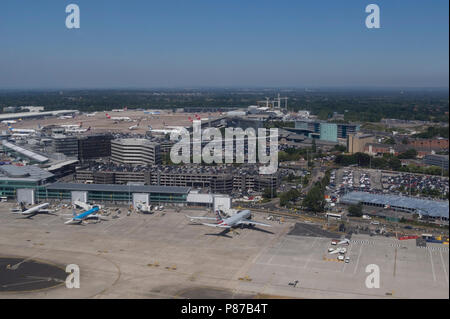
[46,159,79,172]
[0,110,78,121]
[0,165,54,182]
[46,182,191,194]
[111,138,159,146]
[341,191,449,218]
[2,140,49,163]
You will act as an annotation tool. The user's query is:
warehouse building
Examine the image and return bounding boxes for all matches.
[424,154,449,171]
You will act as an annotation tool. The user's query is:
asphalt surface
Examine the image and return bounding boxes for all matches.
[0,204,448,299]
[0,257,66,292]
[287,222,340,238]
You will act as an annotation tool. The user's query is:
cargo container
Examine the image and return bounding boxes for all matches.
[399,235,419,240]
[426,239,443,244]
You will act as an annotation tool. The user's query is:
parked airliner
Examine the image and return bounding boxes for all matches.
[65,206,103,225]
[186,209,271,230]
[12,203,54,218]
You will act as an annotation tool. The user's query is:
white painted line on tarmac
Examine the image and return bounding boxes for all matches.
[353,244,363,275]
[439,250,448,286]
[342,244,353,273]
[303,237,318,269]
[102,217,126,233]
[267,239,286,265]
[429,249,436,282]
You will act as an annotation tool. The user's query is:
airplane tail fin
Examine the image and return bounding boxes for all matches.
[215,210,223,222]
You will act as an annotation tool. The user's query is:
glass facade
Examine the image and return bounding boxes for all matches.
[0,181,188,204]
[295,121,308,130]
[319,123,338,142]
[0,180,38,198]
[294,121,359,142]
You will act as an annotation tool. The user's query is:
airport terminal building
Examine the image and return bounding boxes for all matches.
[42,183,190,206]
[0,165,54,202]
[0,165,189,205]
[1,164,232,209]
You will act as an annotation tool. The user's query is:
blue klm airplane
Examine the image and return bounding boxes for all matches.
[65,206,102,225]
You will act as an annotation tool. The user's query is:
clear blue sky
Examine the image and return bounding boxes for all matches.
[0,0,448,89]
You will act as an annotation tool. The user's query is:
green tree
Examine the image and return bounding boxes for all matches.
[398,149,418,159]
[279,189,300,207]
[348,203,363,217]
[262,188,277,199]
[311,139,317,153]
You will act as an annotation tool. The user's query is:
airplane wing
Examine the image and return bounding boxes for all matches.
[65,219,82,225]
[329,248,341,255]
[12,211,27,215]
[237,220,272,227]
[185,215,217,221]
[18,212,39,218]
[12,211,37,217]
[201,223,231,228]
[37,209,55,214]
[83,214,108,221]
[73,201,92,211]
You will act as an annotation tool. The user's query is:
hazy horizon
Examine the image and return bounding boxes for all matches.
[1,0,448,89]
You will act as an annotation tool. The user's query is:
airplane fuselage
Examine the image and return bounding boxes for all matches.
[66,206,100,224]
[19,203,50,215]
[219,210,251,227]
[15,203,50,215]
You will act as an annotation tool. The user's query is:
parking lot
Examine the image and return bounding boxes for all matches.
[331,168,448,200]
[382,172,449,198]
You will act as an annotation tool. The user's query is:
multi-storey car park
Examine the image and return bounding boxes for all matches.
[75,163,280,195]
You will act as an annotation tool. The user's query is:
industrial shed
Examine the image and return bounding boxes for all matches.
[341,191,449,220]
